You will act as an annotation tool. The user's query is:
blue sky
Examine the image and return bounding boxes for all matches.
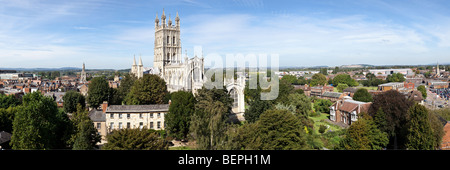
[0,0,450,69]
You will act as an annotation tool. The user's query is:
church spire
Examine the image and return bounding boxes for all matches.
[133,55,136,66]
[175,11,180,27]
[139,55,143,66]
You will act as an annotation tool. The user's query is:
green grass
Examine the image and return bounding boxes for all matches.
[358,86,378,91]
[169,146,192,150]
[309,113,342,134]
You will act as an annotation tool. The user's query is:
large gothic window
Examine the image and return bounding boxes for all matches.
[230,89,239,108]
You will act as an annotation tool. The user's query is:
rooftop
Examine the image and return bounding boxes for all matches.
[106,104,170,113]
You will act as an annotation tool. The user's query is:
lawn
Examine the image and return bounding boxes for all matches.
[309,113,342,134]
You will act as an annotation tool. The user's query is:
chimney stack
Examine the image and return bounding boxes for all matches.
[102,101,108,113]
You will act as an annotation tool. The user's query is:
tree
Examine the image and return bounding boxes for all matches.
[87,77,110,109]
[386,73,405,82]
[281,75,297,85]
[417,85,427,99]
[320,68,328,75]
[103,128,168,150]
[166,91,196,140]
[353,88,373,102]
[113,73,137,105]
[332,74,358,87]
[190,87,232,150]
[227,109,308,150]
[337,114,388,150]
[11,92,71,149]
[406,104,435,150]
[336,83,349,93]
[125,74,168,105]
[0,93,21,109]
[310,73,327,86]
[245,98,272,123]
[63,90,86,113]
[0,107,18,133]
[314,98,333,113]
[368,90,414,149]
[286,93,311,116]
[71,104,101,150]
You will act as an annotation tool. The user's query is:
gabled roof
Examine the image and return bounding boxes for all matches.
[322,92,342,98]
[89,109,106,122]
[106,104,169,113]
[0,131,12,145]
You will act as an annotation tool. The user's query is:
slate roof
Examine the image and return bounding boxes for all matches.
[343,87,358,93]
[0,131,12,145]
[106,104,169,113]
[322,92,342,98]
[89,109,106,122]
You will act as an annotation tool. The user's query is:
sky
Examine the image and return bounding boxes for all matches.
[0,0,450,69]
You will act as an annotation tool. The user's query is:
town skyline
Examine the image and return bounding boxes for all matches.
[1,0,450,69]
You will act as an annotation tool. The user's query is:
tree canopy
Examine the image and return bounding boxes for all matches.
[125,74,168,105]
[87,77,110,108]
[166,91,196,140]
[310,73,327,87]
[103,128,168,150]
[332,74,358,87]
[63,90,86,113]
[353,88,373,102]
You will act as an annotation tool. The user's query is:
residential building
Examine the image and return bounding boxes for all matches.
[441,122,450,150]
[309,85,334,97]
[378,82,405,92]
[104,102,169,132]
[321,92,344,102]
[89,108,107,145]
[329,97,372,125]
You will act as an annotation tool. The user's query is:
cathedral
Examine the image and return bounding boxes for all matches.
[130,10,245,118]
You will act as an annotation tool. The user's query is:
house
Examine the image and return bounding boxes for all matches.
[405,90,424,105]
[329,97,372,126]
[441,122,450,150]
[321,92,344,102]
[343,87,358,97]
[104,102,169,132]
[309,85,334,97]
[89,105,107,145]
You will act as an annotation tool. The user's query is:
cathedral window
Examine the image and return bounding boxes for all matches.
[167,36,170,44]
[230,89,239,108]
[173,36,176,45]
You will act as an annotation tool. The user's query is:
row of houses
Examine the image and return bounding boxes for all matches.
[89,101,168,145]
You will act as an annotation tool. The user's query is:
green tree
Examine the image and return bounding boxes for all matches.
[166,91,196,140]
[235,109,309,150]
[406,104,435,150]
[310,73,327,86]
[368,90,414,149]
[63,90,86,113]
[286,93,311,116]
[332,74,358,87]
[417,85,427,99]
[337,114,388,150]
[281,75,297,85]
[320,68,328,75]
[103,128,168,150]
[125,74,168,105]
[11,92,70,149]
[314,98,333,113]
[113,74,137,105]
[190,87,232,150]
[71,104,101,150]
[245,98,272,123]
[386,73,405,82]
[353,88,373,102]
[336,83,349,92]
[0,107,18,133]
[0,94,21,109]
[87,77,110,108]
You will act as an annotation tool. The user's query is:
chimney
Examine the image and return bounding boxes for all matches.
[102,101,108,113]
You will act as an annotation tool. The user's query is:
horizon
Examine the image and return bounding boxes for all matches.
[1,0,450,69]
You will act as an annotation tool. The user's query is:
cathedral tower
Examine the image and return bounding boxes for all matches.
[80,62,87,83]
[154,9,182,76]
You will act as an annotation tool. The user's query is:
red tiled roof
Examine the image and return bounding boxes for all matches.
[441,122,450,150]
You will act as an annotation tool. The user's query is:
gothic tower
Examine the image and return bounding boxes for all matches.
[80,62,87,83]
[154,9,182,77]
[436,62,440,77]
